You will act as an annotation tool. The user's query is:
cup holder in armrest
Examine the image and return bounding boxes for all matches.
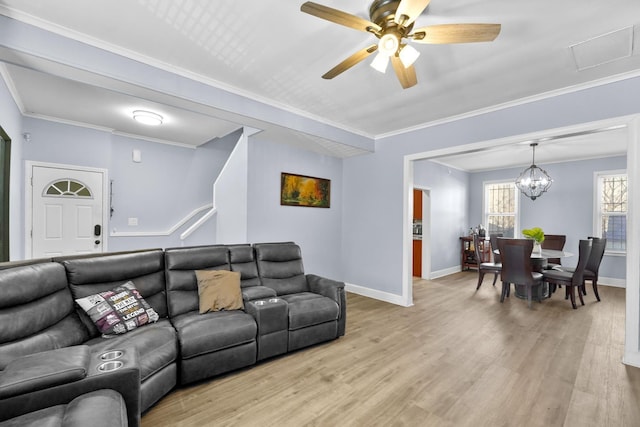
[268,298,280,303]
[99,350,124,361]
[254,300,266,306]
[97,361,123,372]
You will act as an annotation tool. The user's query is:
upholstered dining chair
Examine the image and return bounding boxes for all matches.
[497,238,543,309]
[543,239,592,309]
[473,233,501,290]
[557,237,606,301]
[541,234,566,269]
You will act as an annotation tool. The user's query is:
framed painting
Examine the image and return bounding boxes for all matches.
[280,172,330,208]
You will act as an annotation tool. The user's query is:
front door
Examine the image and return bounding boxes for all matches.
[29,163,106,258]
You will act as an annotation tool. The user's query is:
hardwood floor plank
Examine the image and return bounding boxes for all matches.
[142,272,639,426]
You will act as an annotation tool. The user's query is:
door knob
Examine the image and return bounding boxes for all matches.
[95,240,101,245]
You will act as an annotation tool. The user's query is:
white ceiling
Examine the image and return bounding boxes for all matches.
[0,0,639,164]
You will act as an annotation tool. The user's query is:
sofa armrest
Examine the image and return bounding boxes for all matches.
[306,274,344,302]
[0,345,90,399]
[242,285,277,302]
[0,348,141,427]
[307,274,346,337]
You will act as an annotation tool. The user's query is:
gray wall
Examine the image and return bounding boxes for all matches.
[18,116,235,254]
[247,134,343,280]
[341,76,640,295]
[414,159,470,274]
[468,156,627,280]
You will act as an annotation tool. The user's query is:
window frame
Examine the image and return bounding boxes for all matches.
[483,180,519,238]
[594,169,627,256]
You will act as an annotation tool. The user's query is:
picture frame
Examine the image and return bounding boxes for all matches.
[280,172,330,208]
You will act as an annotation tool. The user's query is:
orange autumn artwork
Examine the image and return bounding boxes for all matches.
[281,173,330,208]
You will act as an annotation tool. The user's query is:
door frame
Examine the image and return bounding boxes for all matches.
[25,161,109,258]
[402,113,640,367]
[0,127,10,262]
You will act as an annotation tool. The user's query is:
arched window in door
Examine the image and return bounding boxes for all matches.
[44,179,93,198]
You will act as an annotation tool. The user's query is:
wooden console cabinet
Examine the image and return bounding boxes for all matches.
[460,236,489,271]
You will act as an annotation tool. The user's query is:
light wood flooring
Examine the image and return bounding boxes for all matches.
[141,272,640,426]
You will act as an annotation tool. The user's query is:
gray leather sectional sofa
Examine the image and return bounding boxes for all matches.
[0,242,346,427]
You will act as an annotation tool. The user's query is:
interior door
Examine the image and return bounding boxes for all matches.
[31,164,105,258]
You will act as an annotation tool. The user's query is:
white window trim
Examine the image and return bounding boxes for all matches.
[593,169,627,256]
[483,179,519,238]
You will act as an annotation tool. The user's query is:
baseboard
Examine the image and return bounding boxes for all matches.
[599,277,626,288]
[429,266,462,279]
[345,283,410,307]
[623,350,640,368]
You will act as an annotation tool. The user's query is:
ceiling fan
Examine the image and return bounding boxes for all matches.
[300,0,501,89]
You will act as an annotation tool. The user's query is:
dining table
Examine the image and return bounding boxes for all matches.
[494,248,574,299]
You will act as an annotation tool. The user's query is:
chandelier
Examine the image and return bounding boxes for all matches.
[515,143,553,200]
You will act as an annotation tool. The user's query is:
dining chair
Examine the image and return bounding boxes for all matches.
[473,233,501,290]
[489,233,503,264]
[497,238,543,309]
[541,234,566,269]
[557,237,606,301]
[543,239,592,309]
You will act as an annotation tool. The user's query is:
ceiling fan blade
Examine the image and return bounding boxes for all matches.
[394,0,431,26]
[412,23,501,44]
[391,55,417,89]
[301,2,381,33]
[322,45,378,79]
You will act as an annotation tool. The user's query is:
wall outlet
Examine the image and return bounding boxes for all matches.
[128,217,138,226]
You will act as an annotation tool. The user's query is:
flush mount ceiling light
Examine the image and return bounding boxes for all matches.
[515,143,553,201]
[132,110,163,126]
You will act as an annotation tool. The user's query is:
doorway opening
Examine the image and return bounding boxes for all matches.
[412,187,430,279]
[402,114,640,367]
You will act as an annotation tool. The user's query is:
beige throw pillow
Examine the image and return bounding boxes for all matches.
[195,270,243,314]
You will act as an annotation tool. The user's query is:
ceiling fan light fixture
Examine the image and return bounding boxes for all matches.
[399,44,420,68]
[132,110,163,126]
[378,33,399,56]
[370,51,390,73]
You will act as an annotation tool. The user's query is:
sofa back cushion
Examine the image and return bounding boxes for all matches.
[254,242,309,296]
[62,250,167,336]
[229,244,261,288]
[0,262,89,370]
[164,245,230,317]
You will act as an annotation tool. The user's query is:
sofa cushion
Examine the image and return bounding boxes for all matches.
[63,250,168,336]
[75,281,159,336]
[229,245,261,288]
[195,270,243,313]
[280,293,339,330]
[83,319,177,383]
[164,246,230,318]
[0,389,128,427]
[0,263,89,370]
[254,242,309,295]
[171,311,257,359]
